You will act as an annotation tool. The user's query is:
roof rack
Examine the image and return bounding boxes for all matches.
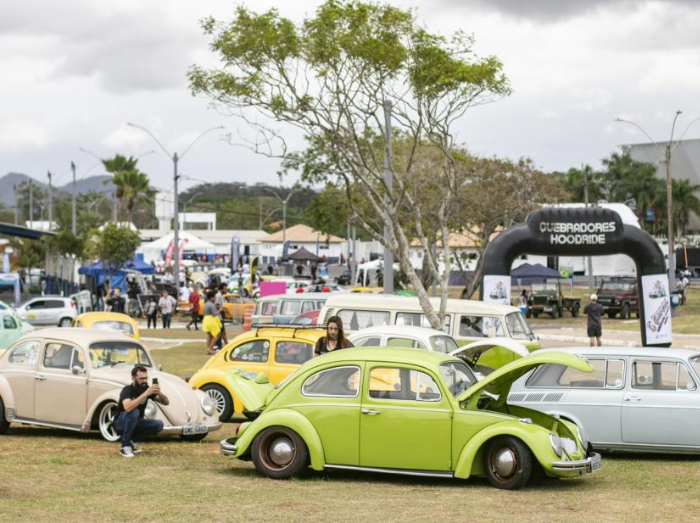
[252,323,325,338]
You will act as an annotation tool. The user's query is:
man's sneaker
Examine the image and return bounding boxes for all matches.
[120,446,134,458]
[130,441,143,454]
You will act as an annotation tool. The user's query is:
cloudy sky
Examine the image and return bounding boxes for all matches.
[2,0,700,196]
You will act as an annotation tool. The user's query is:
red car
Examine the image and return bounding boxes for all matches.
[289,309,320,325]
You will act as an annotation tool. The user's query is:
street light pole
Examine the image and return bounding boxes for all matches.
[71,161,77,234]
[382,99,394,294]
[47,171,53,230]
[182,192,204,230]
[265,187,298,251]
[127,123,223,285]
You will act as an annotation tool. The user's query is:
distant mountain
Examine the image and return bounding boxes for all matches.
[0,172,114,207]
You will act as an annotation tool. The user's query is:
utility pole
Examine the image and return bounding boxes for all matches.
[583,165,594,290]
[259,199,263,230]
[382,99,394,293]
[47,171,53,230]
[71,161,77,234]
[29,179,33,229]
[665,143,675,294]
[13,184,18,225]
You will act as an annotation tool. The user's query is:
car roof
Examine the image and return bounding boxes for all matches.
[17,327,138,346]
[322,293,521,314]
[311,347,458,366]
[537,346,700,359]
[76,312,137,323]
[348,325,450,339]
[236,326,326,342]
[278,293,331,301]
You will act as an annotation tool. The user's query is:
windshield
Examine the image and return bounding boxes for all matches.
[532,283,557,292]
[601,282,634,291]
[89,341,152,368]
[439,360,478,397]
[505,312,534,340]
[690,356,700,378]
[430,335,459,354]
[91,321,135,336]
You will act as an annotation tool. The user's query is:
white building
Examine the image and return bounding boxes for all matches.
[260,224,345,263]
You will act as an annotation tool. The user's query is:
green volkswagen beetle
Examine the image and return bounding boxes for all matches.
[220,348,601,490]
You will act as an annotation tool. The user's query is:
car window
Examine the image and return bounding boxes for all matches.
[459,316,504,338]
[301,301,315,314]
[302,366,360,397]
[229,340,269,363]
[44,343,77,370]
[91,321,135,335]
[3,315,17,329]
[279,301,301,316]
[430,336,459,354]
[338,309,390,330]
[527,359,625,389]
[261,302,278,315]
[352,336,382,347]
[505,312,534,340]
[275,341,314,365]
[395,312,451,333]
[439,361,478,397]
[632,360,697,391]
[89,341,152,368]
[26,300,45,310]
[387,337,425,349]
[8,341,40,366]
[46,300,66,309]
[368,367,441,402]
[71,348,85,370]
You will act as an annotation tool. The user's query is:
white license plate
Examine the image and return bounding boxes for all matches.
[544,307,552,312]
[589,454,602,473]
[183,424,207,435]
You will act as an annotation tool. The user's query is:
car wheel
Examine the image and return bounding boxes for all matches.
[251,426,309,479]
[483,436,533,490]
[59,317,73,327]
[621,304,630,320]
[201,384,233,422]
[607,311,617,319]
[532,312,539,318]
[571,305,580,318]
[0,395,9,434]
[98,401,120,442]
[180,433,208,442]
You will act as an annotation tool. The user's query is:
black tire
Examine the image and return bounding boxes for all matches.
[483,436,533,490]
[635,310,640,319]
[620,304,630,320]
[201,384,233,422]
[607,311,617,319]
[0,395,9,434]
[180,433,208,442]
[59,317,73,327]
[532,312,540,318]
[525,309,531,319]
[251,426,309,479]
[571,304,580,318]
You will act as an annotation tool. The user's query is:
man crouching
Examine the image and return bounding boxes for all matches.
[114,365,169,458]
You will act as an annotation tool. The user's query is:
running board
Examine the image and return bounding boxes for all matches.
[11,417,83,432]
[325,464,453,478]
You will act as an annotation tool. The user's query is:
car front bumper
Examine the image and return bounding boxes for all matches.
[220,437,238,456]
[552,452,601,473]
[160,421,222,436]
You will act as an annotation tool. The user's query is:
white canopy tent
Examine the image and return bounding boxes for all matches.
[138,231,216,264]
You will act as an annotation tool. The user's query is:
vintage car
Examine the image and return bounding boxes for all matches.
[220,348,600,490]
[0,328,221,441]
[0,310,34,351]
[189,326,325,421]
[509,346,700,454]
[73,311,140,340]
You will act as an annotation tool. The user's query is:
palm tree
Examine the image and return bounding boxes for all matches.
[101,154,139,221]
[119,170,156,223]
[654,179,700,237]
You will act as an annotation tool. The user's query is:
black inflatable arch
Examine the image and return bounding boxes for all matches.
[479,207,672,347]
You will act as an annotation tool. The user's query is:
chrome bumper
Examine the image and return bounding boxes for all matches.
[160,422,222,435]
[220,438,238,456]
[552,452,601,473]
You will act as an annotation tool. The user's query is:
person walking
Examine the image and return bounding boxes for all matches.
[187,285,200,331]
[583,294,604,347]
[158,290,176,329]
[314,315,354,355]
[202,290,222,355]
[145,297,158,329]
[214,283,229,349]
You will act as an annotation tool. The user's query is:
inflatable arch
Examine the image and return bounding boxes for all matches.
[479,207,671,347]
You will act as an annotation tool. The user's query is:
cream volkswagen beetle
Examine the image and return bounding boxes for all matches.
[0,328,221,442]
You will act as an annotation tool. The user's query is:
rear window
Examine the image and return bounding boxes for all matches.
[527,359,625,389]
[396,312,450,333]
[91,321,135,335]
[279,301,301,316]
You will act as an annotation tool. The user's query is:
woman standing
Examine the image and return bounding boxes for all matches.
[314,316,354,355]
[145,297,158,329]
[202,290,222,355]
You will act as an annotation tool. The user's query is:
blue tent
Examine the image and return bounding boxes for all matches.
[511,263,562,280]
[78,257,154,290]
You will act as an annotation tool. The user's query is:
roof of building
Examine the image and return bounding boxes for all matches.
[139,229,268,245]
[261,224,344,243]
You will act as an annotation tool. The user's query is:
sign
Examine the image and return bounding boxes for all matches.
[641,274,672,344]
[231,235,240,271]
[483,275,511,306]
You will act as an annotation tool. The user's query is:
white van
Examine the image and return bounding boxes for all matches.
[319,294,540,368]
[251,293,331,326]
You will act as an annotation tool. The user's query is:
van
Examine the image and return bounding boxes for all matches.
[318,294,540,368]
[251,293,331,326]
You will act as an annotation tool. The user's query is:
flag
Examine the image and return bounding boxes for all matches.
[164,240,174,267]
[231,235,241,271]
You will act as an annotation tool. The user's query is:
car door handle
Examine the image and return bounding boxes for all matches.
[624,395,641,402]
[35,375,46,381]
[361,409,381,416]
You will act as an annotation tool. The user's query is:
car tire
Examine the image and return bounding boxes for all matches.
[98,401,120,442]
[180,433,208,442]
[571,304,580,318]
[621,304,630,320]
[59,317,73,327]
[201,384,233,422]
[0,395,9,434]
[607,311,617,319]
[251,426,309,479]
[483,436,533,490]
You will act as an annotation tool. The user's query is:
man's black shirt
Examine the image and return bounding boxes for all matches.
[117,383,150,418]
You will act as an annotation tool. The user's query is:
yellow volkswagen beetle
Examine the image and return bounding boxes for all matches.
[189,326,325,421]
[73,312,140,340]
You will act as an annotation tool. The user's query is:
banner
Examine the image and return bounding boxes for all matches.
[282,240,291,259]
[483,275,511,306]
[164,240,174,267]
[641,274,672,345]
[231,235,240,271]
[178,238,189,262]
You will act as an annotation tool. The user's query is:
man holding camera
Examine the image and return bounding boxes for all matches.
[114,365,170,458]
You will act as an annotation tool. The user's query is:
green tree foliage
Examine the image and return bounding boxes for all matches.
[101,154,154,223]
[190,0,511,328]
[16,181,47,225]
[654,179,700,237]
[85,223,141,284]
[9,238,45,270]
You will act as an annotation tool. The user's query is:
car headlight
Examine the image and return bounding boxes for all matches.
[550,433,562,457]
[144,399,157,419]
[201,395,216,416]
[576,424,589,449]
[562,438,577,455]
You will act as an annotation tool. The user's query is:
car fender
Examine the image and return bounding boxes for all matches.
[0,375,16,412]
[234,408,325,471]
[190,369,246,414]
[85,389,121,430]
[453,422,553,479]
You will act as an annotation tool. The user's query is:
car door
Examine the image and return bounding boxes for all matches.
[268,339,315,383]
[43,300,65,325]
[24,300,46,325]
[2,340,41,419]
[359,363,452,471]
[622,358,700,447]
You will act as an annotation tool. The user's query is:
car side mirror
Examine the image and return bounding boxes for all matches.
[71,365,85,375]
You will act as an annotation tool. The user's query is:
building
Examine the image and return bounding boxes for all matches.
[260,224,345,263]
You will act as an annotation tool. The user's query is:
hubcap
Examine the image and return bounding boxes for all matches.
[99,403,119,442]
[206,389,226,415]
[492,447,517,479]
[268,436,294,467]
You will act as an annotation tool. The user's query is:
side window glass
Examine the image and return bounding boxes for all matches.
[396,312,450,332]
[261,302,277,315]
[8,341,40,366]
[605,359,625,388]
[301,301,314,314]
[659,362,678,390]
[387,337,426,350]
[27,301,44,310]
[368,367,441,401]
[679,364,697,391]
[275,341,313,365]
[409,370,441,402]
[280,301,301,316]
[3,315,17,329]
[632,360,654,389]
[460,316,504,337]
[71,348,85,370]
[557,359,606,387]
[229,340,269,363]
[353,336,381,347]
[338,310,390,331]
[302,366,360,397]
[44,343,75,370]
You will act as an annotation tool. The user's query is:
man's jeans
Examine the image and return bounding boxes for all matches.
[162,313,172,328]
[114,409,164,448]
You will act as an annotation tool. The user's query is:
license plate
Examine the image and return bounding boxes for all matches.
[183,424,207,435]
[589,454,602,473]
[544,307,552,312]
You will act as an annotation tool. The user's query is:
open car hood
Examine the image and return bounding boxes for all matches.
[224,368,273,412]
[456,351,592,405]
[449,338,530,364]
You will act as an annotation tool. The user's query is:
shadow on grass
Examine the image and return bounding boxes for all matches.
[4,425,193,443]
[596,451,700,463]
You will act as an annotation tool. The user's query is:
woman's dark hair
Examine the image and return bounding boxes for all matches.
[326,315,350,348]
[131,365,148,378]
[206,290,216,300]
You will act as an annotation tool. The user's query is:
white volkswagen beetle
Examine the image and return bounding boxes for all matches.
[0,328,221,442]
